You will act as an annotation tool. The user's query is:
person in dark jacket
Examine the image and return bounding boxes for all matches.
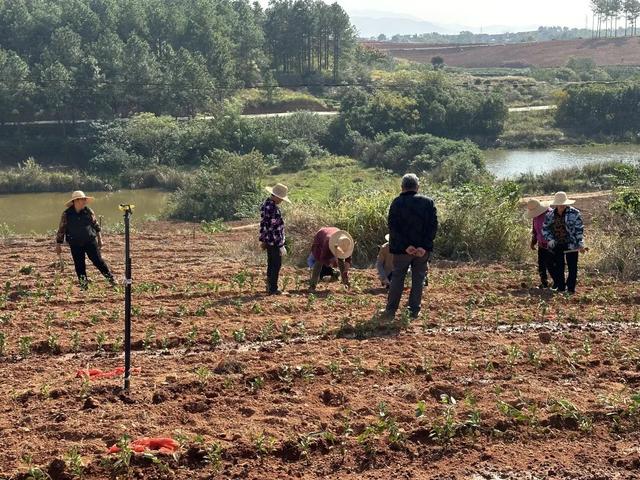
[55,191,115,289]
[380,174,438,319]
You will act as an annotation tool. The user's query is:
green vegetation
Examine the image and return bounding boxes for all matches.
[287,180,528,266]
[358,131,488,186]
[515,161,640,194]
[0,158,106,194]
[0,0,356,122]
[166,151,265,221]
[498,110,565,149]
[237,88,332,114]
[334,73,508,141]
[556,83,640,136]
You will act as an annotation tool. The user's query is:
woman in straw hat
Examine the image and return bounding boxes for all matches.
[55,191,115,290]
[260,183,291,295]
[524,199,554,289]
[309,227,354,291]
[542,191,587,294]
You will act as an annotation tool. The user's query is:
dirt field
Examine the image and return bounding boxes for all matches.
[365,37,640,68]
[1,218,640,479]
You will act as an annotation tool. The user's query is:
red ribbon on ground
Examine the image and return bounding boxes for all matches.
[108,437,180,455]
[76,366,141,379]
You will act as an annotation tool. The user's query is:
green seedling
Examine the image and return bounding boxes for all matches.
[19,336,32,357]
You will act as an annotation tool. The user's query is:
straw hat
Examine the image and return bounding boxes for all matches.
[550,191,576,207]
[65,190,94,208]
[265,183,291,203]
[329,230,354,260]
[524,199,550,220]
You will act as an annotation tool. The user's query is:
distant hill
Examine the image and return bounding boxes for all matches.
[365,37,640,68]
[349,10,538,38]
[350,15,462,37]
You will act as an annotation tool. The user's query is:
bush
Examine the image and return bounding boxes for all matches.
[337,76,507,142]
[0,158,106,193]
[287,181,528,266]
[166,151,266,221]
[280,141,311,171]
[435,183,528,261]
[588,193,640,280]
[88,143,144,177]
[359,131,486,181]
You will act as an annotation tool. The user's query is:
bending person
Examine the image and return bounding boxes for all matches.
[309,227,354,291]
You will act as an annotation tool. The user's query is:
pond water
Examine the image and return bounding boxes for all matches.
[484,144,640,179]
[0,189,170,235]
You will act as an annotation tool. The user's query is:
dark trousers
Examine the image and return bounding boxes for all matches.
[386,253,430,315]
[266,245,282,293]
[537,247,554,286]
[310,259,345,288]
[551,245,579,292]
[69,240,113,281]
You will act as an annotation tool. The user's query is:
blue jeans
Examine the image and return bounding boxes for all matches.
[385,253,430,315]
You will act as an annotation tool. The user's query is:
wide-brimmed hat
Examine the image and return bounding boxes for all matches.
[65,190,94,208]
[329,230,354,260]
[524,199,550,219]
[550,191,576,207]
[265,183,291,203]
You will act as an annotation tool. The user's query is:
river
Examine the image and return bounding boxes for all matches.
[0,189,170,235]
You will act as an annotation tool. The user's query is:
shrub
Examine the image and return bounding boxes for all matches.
[287,181,528,265]
[166,151,266,221]
[280,141,311,171]
[435,182,528,261]
[359,131,486,179]
[0,158,106,193]
[588,192,640,280]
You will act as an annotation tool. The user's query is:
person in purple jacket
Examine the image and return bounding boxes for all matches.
[259,183,291,295]
[524,198,553,289]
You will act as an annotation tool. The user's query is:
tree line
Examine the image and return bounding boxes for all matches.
[591,0,640,37]
[0,0,355,121]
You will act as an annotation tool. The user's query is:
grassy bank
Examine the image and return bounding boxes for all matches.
[515,161,639,195]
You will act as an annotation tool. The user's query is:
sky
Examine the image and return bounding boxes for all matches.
[259,0,593,30]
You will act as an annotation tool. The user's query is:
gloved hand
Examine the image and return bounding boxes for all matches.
[547,239,556,249]
[279,246,287,257]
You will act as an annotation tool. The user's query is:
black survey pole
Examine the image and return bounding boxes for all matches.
[119,204,134,390]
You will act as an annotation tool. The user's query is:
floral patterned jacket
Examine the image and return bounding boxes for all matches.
[542,206,585,251]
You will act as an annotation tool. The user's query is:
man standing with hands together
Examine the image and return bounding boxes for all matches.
[380,174,438,320]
